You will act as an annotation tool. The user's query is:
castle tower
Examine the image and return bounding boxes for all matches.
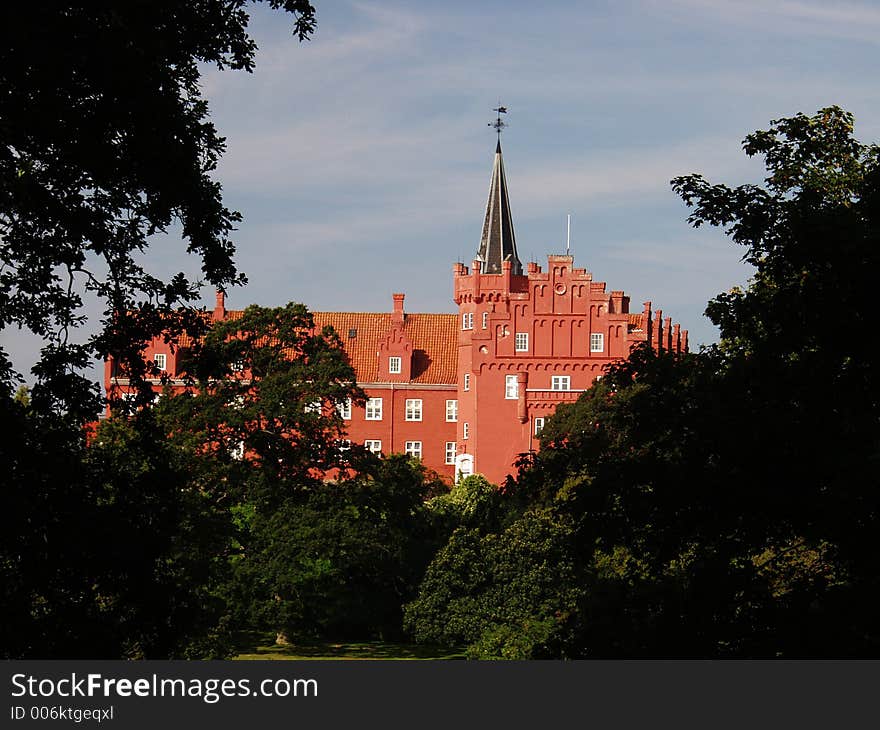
[453,140,687,485]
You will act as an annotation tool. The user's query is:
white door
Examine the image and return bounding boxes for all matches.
[455,453,474,482]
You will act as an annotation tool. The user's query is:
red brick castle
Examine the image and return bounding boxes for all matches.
[106,140,686,485]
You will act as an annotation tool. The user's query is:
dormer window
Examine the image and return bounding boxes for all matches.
[153,353,166,371]
[389,356,402,374]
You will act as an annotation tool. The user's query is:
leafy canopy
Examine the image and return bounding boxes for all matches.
[408,107,880,657]
[0,1,315,408]
[158,302,362,495]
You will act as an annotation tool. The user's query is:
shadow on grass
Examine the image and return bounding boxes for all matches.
[232,631,466,661]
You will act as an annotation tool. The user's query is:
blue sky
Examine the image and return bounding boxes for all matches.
[5,0,880,386]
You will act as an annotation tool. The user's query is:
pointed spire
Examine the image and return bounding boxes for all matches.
[477,140,523,275]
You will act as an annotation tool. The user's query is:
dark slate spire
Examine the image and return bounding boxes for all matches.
[477,140,522,275]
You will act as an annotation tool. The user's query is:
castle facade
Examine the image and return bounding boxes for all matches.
[105,141,686,485]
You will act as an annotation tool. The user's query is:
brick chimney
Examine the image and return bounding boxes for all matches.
[391,293,405,326]
[213,289,226,321]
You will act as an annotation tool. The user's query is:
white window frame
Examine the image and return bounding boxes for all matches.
[305,399,322,414]
[404,441,422,460]
[389,356,402,374]
[153,353,166,371]
[462,312,474,330]
[551,375,571,391]
[405,398,423,422]
[463,422,469,440]
[446,399,458,422]
[337,439,351,452]
[365,397,383,420]
[515,332,528,352]
[591,332,605,353]
[445,442,456,465]
[463,373,470,391]
[534,417,545,435]
[230,359,245,373]
[482,312,489,329]
[364,439,382,454]
[505,374,518,399]
[337,397,352,420]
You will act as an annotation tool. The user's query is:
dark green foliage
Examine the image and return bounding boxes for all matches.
[0,2,320,658]
[405,476,584,659]
[84,414,236,658]
[404,509,583,659]
[164,302,362,495]
[235,456,443,641]
[153,303,442,643]
[0,0,315,399]
[0,396,234,658]
[0,381,97,657]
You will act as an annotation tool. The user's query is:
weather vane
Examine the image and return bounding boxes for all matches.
[489,104,508,142]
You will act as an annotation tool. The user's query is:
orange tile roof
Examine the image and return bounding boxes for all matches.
[177,309,457,386]
[311,311,458,385]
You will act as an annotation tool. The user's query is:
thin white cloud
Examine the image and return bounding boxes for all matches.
[511,136,761,215]
[659,0,880,43]
[252,3,424,73]
[216,130,759,282]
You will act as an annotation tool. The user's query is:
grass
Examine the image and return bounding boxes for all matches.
[232,631,465,660]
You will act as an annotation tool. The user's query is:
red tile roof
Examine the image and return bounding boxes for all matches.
[312,311,458,385]
[177,309,457,386]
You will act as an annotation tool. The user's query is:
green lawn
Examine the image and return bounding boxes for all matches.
[232,632,465,660]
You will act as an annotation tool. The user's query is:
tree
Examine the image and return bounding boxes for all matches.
[158,302,362,498]
[0,1,316,405]
[0,2,322,658]
[84,413,237,658]
[408,107,880,657]
[0,389,236,658]
[0,378,98,657]
[666,106,880,654]
[427,475,511,534]
[154,303,446,643]
[403,509,584,659]
[237,455,444,642]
